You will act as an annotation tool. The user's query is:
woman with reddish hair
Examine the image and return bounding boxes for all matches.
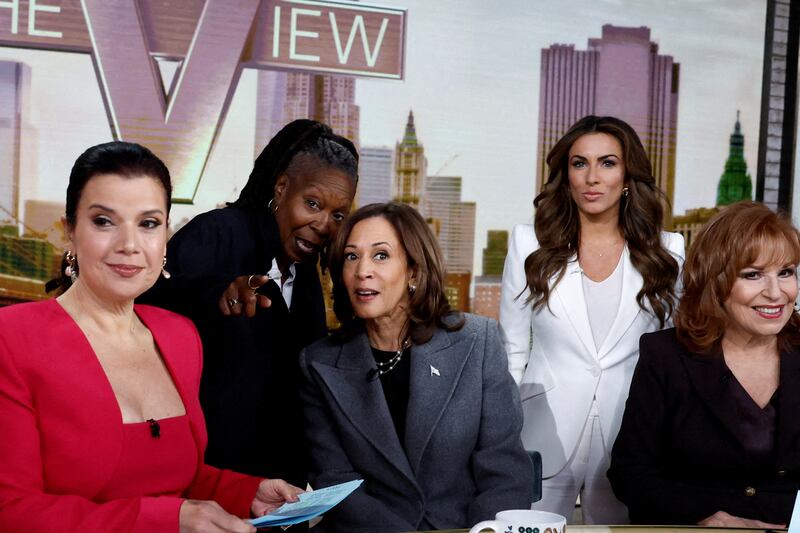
[609,201,800,526]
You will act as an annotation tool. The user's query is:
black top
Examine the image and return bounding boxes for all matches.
[609,327,800,525]
[371,346,411,447]
[140,206,327,486]
[728,373,777,466]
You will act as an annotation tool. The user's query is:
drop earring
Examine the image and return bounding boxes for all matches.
[161,256,171,279]
[64,251,78,283]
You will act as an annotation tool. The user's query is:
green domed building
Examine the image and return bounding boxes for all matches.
[716,111,752,206]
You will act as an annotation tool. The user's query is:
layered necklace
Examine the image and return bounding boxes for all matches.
[374,337,411,377]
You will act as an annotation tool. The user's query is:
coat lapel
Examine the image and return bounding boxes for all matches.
[680,347,743,445]
[553,258,598,357]
[597,246,643,358]
[405,328,475,474]
[310,333,417,484]
[776,348,800,468]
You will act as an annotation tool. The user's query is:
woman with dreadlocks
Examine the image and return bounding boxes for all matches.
[143,120,358,490]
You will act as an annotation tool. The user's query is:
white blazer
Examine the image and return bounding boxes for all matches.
[499,224,684,478]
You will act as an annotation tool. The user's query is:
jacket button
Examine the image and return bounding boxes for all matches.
[590,367,601,377]
[744,486,756,497]
[777,470,787,477]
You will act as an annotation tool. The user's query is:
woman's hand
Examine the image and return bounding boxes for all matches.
[250,478,304,517]
[219,275,272,318]
[179,499,256,533]
[698,510,785,528]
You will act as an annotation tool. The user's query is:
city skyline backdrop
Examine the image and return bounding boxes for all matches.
[0,0,767,279]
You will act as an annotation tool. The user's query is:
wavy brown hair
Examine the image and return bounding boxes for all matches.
[675,201,800,353]
[329,202,464,344]
[525,115,679,326]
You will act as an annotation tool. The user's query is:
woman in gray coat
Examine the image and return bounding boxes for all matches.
[300,202,534,532]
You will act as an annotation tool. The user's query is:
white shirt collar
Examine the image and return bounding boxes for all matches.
[267,257,296,307]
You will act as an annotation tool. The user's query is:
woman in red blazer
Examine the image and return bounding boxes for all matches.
[0,142,301,533]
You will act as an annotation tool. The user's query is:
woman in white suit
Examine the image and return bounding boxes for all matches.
[500,115,684,523]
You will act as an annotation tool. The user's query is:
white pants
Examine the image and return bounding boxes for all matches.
[532,401,629,524]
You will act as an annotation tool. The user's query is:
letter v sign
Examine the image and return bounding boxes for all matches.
[81,0,260,202]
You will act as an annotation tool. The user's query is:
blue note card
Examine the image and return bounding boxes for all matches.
[249,479,363,528]
[789,490,800,533]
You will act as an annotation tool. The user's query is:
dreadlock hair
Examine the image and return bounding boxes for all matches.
[231,119,359,210]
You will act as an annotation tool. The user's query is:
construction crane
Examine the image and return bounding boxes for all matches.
[433,154,459,176]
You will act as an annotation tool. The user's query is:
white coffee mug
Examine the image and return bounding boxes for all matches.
[468,509,567,533]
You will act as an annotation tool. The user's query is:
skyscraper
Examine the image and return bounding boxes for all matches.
[254,71,361,157]
[317,76,360,147]
[0,61,28,226]
[538,25,680,214]
[425,175,475,274]
[394,110,427,210]
[716,111,752,206]
[357,146,394,207]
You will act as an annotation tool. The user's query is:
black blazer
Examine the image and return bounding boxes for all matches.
[141,207,327,484]
[608,328,800,525]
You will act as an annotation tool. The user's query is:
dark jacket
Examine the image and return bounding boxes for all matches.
[141,206,327,485]
[608,327,800,525]
[300,314,535,532]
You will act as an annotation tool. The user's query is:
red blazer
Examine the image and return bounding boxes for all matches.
[0,300,263,533]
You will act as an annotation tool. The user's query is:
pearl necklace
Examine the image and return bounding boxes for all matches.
[374,338,411,377]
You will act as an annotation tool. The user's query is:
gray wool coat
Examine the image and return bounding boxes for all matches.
[299,314,535,532]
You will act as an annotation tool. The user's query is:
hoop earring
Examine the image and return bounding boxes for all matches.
[64,251,78,283]
[268,198,279,213]
[161,256,171,279]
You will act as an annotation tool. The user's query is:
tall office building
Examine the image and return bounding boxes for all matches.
[317,76,360,147]
[538,25,680,215]
[716,111,752,206]
[0,61,28,226]
[255,72,361,157]
[424,175,475,312]
[358,146,393,207]
[283,73,316,125]
[394,111,427,210]
[425,175,476,274]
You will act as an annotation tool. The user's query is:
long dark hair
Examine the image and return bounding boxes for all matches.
[46,141,172,293]
[231,119,359,210]
[329,202,464,344]
[525,115,679,326]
